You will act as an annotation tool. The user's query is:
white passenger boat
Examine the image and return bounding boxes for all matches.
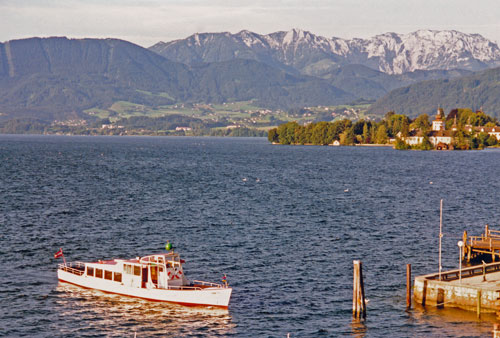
[57,250,232,308]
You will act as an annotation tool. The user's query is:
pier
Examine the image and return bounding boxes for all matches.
[414,261,500,313]
[463,225,500,263]
[414,225,500,315]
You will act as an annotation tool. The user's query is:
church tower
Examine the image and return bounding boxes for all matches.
[432,108,445,131]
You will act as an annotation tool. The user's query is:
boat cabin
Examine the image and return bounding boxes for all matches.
[79,252,189,290]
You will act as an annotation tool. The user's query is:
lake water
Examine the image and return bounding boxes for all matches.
[1,135,500,337]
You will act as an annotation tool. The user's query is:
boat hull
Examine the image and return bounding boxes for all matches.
[58,269,232,308]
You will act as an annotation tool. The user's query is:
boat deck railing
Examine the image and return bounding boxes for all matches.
[191,280,225,288]
[166,280,225,291]
[58,262,86,276]
[167,285,203,291]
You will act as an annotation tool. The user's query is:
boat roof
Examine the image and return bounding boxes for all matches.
[87,252,182,266]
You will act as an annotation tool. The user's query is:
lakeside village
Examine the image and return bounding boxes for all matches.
[268,108,500,150]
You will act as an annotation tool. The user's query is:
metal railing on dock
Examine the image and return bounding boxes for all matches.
[425,261,500,281]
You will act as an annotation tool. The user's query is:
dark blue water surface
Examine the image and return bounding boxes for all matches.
[1,135,500,337]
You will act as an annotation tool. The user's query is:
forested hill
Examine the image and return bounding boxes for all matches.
[0,37,352,122]
[368,67,500,118]
[0,37,193,121]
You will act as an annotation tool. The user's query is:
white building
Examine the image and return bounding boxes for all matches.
[403,109,453,148]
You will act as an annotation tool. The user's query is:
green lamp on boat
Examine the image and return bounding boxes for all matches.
[165,241,173,251]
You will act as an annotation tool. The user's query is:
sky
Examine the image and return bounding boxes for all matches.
[0,0,499,47]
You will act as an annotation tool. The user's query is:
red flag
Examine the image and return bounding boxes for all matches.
[54,248,63,259]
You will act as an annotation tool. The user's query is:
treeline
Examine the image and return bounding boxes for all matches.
[268,108,499,149]
[208,128,267,137]
[268,112,410,145]
[0,118,49,134]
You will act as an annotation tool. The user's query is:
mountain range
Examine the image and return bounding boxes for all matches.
[150,29,500,75]
[1,29,500,124]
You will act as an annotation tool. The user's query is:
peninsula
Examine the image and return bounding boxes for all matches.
[268,108,500,150]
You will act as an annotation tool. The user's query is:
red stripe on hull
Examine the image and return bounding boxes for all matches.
[58,279,229,309]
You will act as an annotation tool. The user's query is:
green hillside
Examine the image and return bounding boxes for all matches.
[368,67,500,118]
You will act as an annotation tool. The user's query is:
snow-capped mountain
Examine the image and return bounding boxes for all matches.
[150,29,500,75]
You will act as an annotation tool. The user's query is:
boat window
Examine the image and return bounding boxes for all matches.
[159,267,163,272]
[124,264,131,274]
[114,272,122,282]
[134,265,141,276]
[104,270,112,280]
[96,268,103,278]
[87,266,94,276]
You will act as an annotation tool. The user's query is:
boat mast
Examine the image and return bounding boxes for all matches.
[439,199,443,281]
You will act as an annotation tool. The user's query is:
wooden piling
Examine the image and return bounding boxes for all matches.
[359,262,366,319]
[477,290,481,317]
[352,260,366,319]
[406,263,412,309]
[462,230,468,261]
[352,261,358,316]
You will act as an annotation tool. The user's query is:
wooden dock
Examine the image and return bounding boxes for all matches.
[463,225,500,263]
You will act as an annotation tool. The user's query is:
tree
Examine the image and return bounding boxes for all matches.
[375,124,388,144]
[394,137,411,150]
[295,125,307,145]
[411,114,430,132]
[487,135,498,146]
[475,132,490,149]
[419,134,433,150]
[330,119,350,141]
[268,128,279,143]
[277,121,299,145]
[340,127,355,145]
[453,124,471,150]
[384,111,395,121]
[362,123,370,143]
[353,120,366,135]
[370,125,377,144]
[388,114,410,137]
[311,122,330,145]
[401,118,410,138]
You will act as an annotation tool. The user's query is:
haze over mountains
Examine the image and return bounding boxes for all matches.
[1,29,500,125]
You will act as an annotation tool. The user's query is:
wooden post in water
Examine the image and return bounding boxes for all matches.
[359,262,366,319]
[406,264,412,309]
[352,261,358,317]
[462,231,468,261]
[352,260,366,319]
[477,290,481,318]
